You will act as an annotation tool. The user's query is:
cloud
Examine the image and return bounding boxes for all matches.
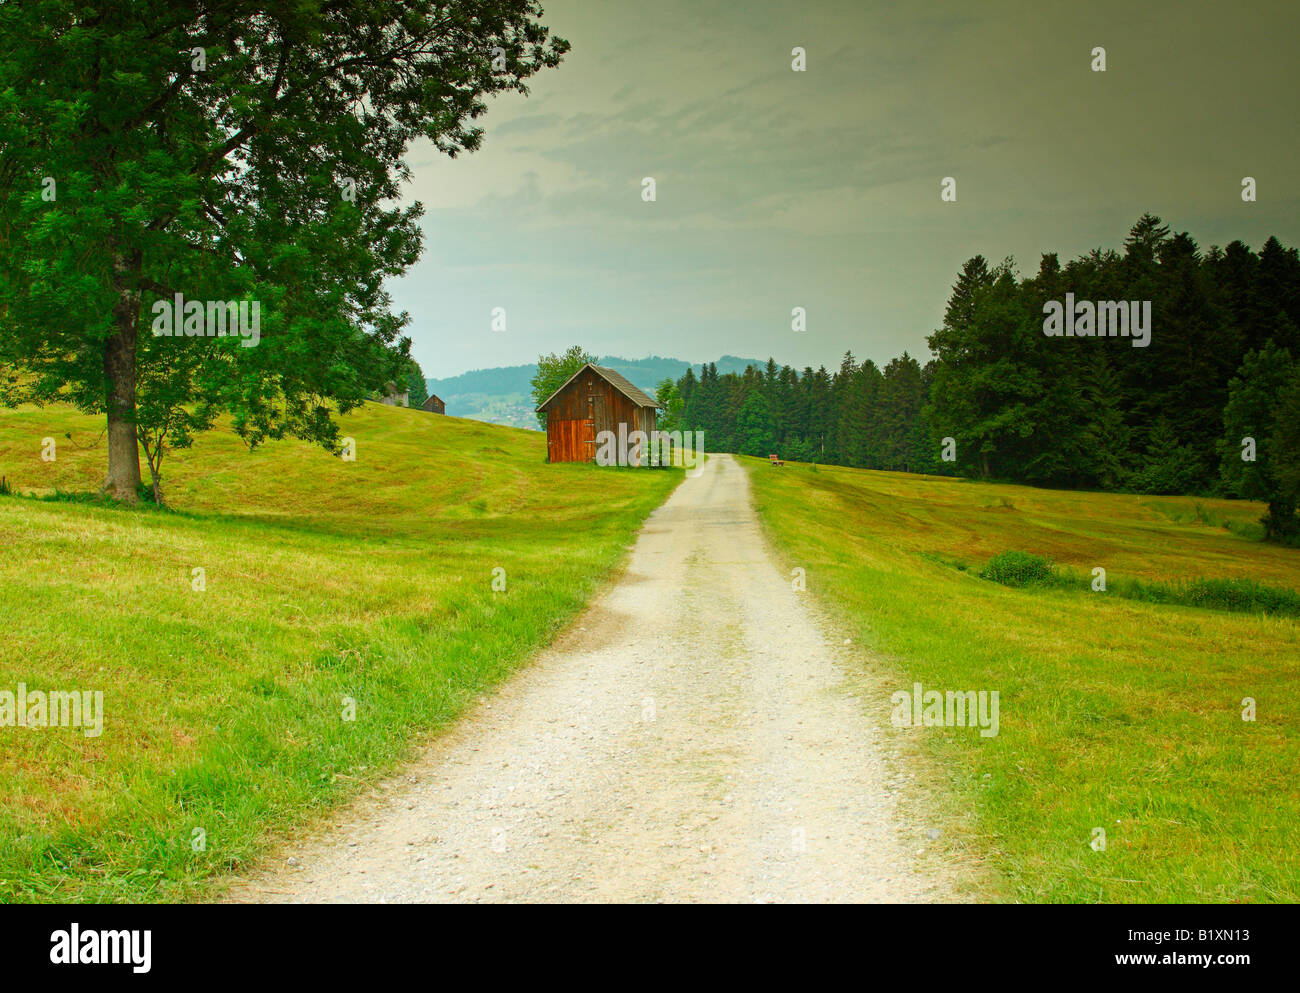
[393,0,1300,379]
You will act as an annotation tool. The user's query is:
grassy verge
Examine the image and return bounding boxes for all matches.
[0,402,681,902]
[977,550,1300,618]
[743,458,1300,902]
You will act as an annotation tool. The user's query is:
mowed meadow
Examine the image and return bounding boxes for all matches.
[0,403,681,902]
[745,458,1300,903]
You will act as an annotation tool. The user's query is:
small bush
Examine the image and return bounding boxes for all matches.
[980,550,1054,587]
[0,476,11,496]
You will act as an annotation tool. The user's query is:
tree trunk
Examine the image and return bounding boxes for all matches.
[102,250,142,502]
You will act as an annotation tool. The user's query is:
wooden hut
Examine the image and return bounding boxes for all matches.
[536,363,661,465]
[421,394,446,415]
[378,383,409,407]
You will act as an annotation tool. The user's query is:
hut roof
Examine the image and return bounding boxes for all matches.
[535,363,662,412]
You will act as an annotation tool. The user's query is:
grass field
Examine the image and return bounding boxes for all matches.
[744,458,1300,903]
[0,402,681,902]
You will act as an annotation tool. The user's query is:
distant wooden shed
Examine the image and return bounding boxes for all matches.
[422,394,446,415]
[378,383,409,407]
[536,363,661,465]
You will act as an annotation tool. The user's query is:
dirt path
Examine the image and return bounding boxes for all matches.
[228,454,957,903]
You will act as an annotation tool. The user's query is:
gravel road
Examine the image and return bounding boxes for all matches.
[227,454,957,903]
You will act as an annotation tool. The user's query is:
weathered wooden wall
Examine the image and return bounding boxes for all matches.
[546,416,594,463]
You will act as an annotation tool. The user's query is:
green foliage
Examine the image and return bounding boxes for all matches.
[1129,417,1205,495]
[530,345,595,428]
[655,377,683,433]
[405,359,429,409]
[972,549,1300,617]
[979,550,1055,587]
[928,258,1045,481]
[674,216,1300,533]
[735,389,775,456]
[0,1,569,500]
[973,545,1300,616]
[676,351,938,472]
[1052,568,1300,618]
[1270,372,1300,539]
[1176,577,1300,615]
[1220,342,1299,539]
[1077,351,1129,489]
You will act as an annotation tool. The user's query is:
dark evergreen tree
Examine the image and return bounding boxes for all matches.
[664,217,1300,539]
[406,360,429,408]
[735,390,776,457]
[1220,341,1298,539]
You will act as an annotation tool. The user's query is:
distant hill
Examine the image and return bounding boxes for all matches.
[425,363,537,398]
[426,355,768,430]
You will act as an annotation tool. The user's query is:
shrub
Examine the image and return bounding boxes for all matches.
[980,550,1054,587]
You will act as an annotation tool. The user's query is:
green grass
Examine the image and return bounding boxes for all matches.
[977,555,1300,619]
[743,457,1300,903]
[0,402,681,902]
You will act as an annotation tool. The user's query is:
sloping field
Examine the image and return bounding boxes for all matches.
[0,403,681,901]
[745,459,1300,902]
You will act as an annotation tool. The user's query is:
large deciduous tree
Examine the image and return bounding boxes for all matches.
[0,0,568,501]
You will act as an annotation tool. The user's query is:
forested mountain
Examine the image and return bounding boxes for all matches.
[427,355,765,429]
[426,363,538,399]
[666,216,1300,540]
[426,354,765,398]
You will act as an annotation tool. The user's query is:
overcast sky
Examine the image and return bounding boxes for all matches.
[393,0,1300,380]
